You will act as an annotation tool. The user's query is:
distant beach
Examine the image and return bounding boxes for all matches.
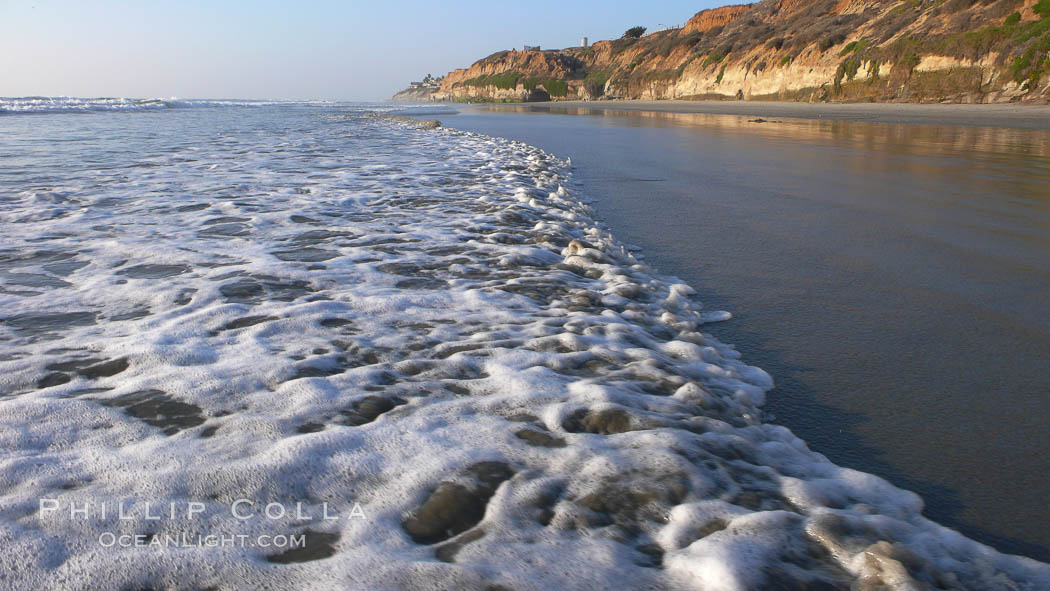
[478,99,1050,130]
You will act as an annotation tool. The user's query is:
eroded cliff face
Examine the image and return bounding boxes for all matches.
[417,0,1050,104]
[683,4,755,34]
[434,51,586,102]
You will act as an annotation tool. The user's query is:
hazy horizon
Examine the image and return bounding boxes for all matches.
[1,0,727,101]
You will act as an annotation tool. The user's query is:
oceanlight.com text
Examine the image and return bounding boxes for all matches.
[97,532,306,549]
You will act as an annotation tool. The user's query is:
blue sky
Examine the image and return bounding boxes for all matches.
[0,0,727,100]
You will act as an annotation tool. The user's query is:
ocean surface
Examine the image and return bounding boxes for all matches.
[440,105,1050,562]
[0,97,1047,590]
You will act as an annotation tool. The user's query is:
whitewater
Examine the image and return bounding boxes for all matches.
[0,98,1046,590]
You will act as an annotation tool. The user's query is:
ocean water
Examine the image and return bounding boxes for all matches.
[0,99,1047,590]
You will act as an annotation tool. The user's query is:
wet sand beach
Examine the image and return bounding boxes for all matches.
[441,104,1050,560]
[480,100,1050,130]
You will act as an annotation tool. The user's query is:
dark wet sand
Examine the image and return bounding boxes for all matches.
[481,100,1050,130]
[436,105,1050,561]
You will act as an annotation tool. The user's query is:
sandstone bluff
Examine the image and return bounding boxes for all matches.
[393,0,1050,104]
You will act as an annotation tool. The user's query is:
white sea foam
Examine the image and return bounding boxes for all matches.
[0,106,1047,590]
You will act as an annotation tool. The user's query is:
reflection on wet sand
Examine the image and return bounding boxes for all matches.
[492,104,1050,160]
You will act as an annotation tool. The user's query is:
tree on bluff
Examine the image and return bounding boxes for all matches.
[623,26,646,39]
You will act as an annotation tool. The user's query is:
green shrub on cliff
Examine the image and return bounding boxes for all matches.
[465,71,523,90]
[702,52,726,68]
[840,39,869,56]
[1036,0,1050,18]
[834,57,863,90]
[543,79,568,97]
[843,58,861,81]
[490,72,523,90]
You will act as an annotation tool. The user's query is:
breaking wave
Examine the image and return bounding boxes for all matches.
[0,96,332,114]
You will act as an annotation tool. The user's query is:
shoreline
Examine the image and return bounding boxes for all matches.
[436,107,1050,562]
[468,99,1050,131]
